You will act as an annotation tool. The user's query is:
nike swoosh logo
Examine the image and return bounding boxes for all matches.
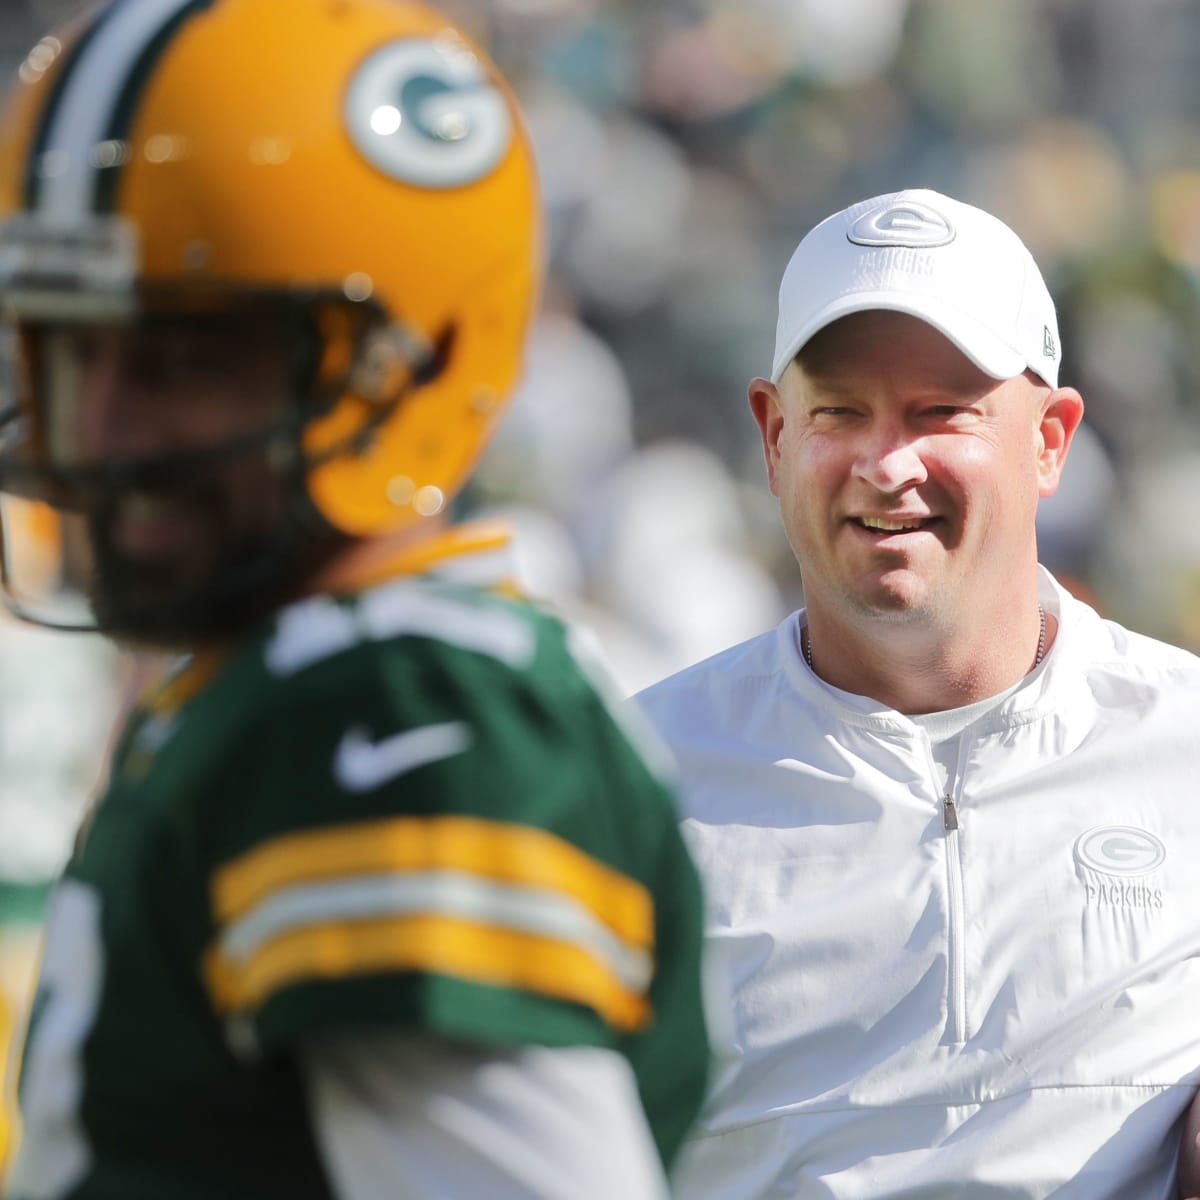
[333,721,473,793]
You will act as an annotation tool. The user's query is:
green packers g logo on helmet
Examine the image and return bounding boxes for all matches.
[344,36,513,189]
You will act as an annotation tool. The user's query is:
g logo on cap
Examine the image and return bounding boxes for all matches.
[848,200,955,249]
[345,36,512,188]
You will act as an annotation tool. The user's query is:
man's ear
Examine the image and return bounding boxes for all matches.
[1036,385,1085,498]
[748,376,785,497]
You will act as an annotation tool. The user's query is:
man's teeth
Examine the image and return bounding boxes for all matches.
[860,517,925,531]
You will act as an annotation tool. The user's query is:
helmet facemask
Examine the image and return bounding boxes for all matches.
[0,291,438,645]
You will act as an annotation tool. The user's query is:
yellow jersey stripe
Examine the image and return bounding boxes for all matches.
[211,815,654,950]
[216,869,654,995]
[205,912,652,1033]
[134,647,228,723]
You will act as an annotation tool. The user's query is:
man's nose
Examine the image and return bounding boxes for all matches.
[852,420,928,494]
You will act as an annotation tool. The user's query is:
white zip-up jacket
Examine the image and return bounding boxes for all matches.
[636,569,1200,1199]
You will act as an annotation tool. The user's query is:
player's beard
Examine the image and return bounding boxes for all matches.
[84,477,345,648]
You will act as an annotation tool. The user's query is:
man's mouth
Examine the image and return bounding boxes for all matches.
[110,490,209,558]
[854,515,937,533]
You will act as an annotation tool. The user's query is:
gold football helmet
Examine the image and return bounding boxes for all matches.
[0,0,539,633]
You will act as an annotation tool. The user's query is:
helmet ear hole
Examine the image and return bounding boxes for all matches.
[415,325,456,388]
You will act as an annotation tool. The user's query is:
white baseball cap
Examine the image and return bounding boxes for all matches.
[770,188,1062,387]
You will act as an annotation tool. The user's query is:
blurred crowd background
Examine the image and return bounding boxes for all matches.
[5,0,1200,1175]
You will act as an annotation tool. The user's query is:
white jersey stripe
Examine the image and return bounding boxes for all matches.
[217,870,655,994]
[263,585,538,676]
[359,582,538,668]
[36,0,200,224]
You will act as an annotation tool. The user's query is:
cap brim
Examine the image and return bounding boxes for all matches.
[770,291,1027,384]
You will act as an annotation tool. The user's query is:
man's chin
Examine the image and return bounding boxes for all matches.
[90,584,202,647]
[89,553,234,644]
[842,573,940,621]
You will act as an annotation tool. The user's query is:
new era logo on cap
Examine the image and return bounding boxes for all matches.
[848,200,955,249]
[1043,326,1056,359]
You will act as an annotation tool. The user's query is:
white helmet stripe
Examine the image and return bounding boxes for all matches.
[34,0,204,225]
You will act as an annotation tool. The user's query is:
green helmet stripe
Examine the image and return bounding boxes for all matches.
[24,0,217,221]
[94,0,218,214]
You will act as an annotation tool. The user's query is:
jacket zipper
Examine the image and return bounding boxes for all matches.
[943,793,967,1044]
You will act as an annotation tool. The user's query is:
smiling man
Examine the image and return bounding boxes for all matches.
[634,188,1200,1198]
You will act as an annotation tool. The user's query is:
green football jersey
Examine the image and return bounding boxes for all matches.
[11,571,709,1199]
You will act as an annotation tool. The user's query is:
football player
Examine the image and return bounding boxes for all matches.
[0,2,710,1197]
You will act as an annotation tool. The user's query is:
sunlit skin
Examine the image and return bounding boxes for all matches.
[749,310,1085,714]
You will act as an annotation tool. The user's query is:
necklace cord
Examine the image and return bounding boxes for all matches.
[804,604,1048,674]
